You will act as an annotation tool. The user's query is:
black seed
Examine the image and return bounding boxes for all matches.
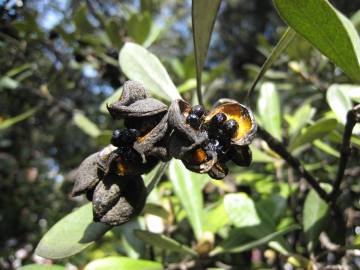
[210,112,227,128]
[186,113,201,129]
[223,119,238,138]
[111,128,139,147]
[191,105,205,117]
[111,129,122,146]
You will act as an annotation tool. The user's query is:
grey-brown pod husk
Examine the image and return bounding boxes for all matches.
[71,152,101,197]
[205,99,257,146]
[108,97,168,119]
[182,147,217,174]
[133,112,170,161]
[116,81,149,106]
[98,175,147,226]
[168,99,207,145]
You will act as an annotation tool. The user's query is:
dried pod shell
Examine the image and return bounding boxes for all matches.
[98,175,147,226]
[108,97,168,119]
[114,81,149,106]
[168,99,207,145]
[92,174,123,218]
[229,145,252,167]
[72,152,101,197]
[205,99,257,145]
[182,147,217,173]
[133,112,170,161]
[208,162,229,180]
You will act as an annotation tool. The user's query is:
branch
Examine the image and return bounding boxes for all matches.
[330,104,360,201]
[257,126,330,202]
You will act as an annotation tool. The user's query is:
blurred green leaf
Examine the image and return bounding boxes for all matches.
[119,42,181,101]
[169,160,207,240]
[127,12,152,45]
[289,118,338,151]
[134,230,196,256]
[327,84,353,125]
[192,0,221,97]
[210,225,300,255]
[202,200,228,233]
[257,82,282,140]
[142,203,169,219]
[100,87,123,113]
[74,4,93,34]
[177,78,197,93]
[0,76,20,89]
[303,184,331,251]
[19,265,65,270]
[35,203,111,259]
[105,19,122,48]
[250,145,274,163]
[0,108,37,130]
[287,104,316,137]
[84,256,162,270]
[313,139,340,158]
[73,112,101,138]
[274,0,360,82]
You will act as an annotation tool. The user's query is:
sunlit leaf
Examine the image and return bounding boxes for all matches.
[289,118,338,151]
[327,84,353,125]
[202,201,228,233]
[0,108,37,130]
[192,0,222,100]
[35,203,111,259]
[303,184,331,251]
[73,112,101,138]
[119,42,181,101]
[287,104,316,137]
[257,82,282,140]
[210,225,300,255]
[127,12,152,45]
[274,0,360,82]
[168,160,208,240]
[134,230,196,256]
[84,256,162,270]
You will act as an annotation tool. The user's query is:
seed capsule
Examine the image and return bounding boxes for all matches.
[186,113,201,129]
[190,105,205,118]
[210,112,227,128]
[223,119,239,138]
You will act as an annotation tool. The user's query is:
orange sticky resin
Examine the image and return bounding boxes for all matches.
[193,148,207,164]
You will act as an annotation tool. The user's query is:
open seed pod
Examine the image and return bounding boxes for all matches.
[205,99,257,146]
[107,80,167,120]
[92,174,147,226]
[182,146,218,174]
[168,99,207,145]
[71,152,102,197]
[133,112,171,162]
[228,145,252,167]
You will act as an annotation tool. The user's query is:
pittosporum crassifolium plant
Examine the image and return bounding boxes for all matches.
[72,80,257,226]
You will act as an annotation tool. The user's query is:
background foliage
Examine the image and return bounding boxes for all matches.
[1,0,360,269]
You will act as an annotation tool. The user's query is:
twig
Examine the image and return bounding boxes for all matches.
[257,126,330,202]
[330,104,360,201]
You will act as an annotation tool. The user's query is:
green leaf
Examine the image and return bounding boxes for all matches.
[327,84,353,125]
[351,9,360,33]
[313,139,340,158]
[105,19,122,48]
[0,76,19,89]
[74,4,93,35]
[248,27,296,98]
[273,0,360,82]
[168,160,207,240]
[257,82,282,140]
[202,201,228,233]
[250,146,274,163]
[0,108,37,130]
[127,12,152,45]
[210,225,300,256]
[303,184,331,251]
[19,265,65,270]
[73,112,101,138]
[119,42,181,101]
[84,256,162,270]
[192,0,222,99]
[289,118,338,151]
[100,87,123,113]
[142,203,169,219]
[287,104,316,137]
[35,203,111,259]
[134,230,196,256]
